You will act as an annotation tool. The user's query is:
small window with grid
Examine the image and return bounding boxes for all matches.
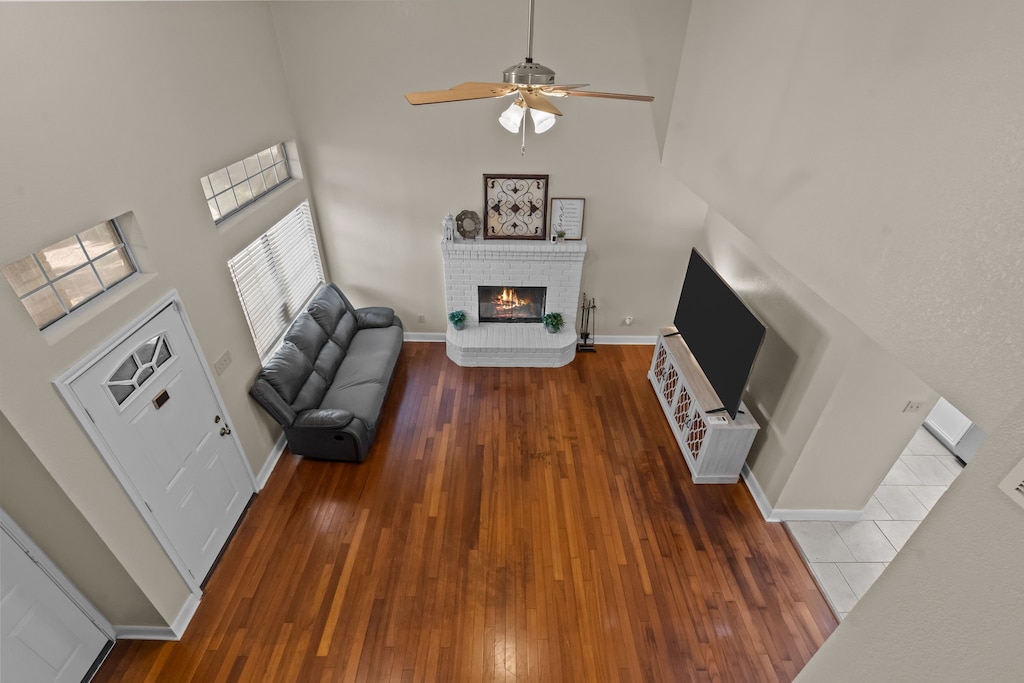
[201,143,291,223]
[2,220,137,329]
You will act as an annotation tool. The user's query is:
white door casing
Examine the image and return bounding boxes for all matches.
[1,522,111,683]
[56,293,256,593]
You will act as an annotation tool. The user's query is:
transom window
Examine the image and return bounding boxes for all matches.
[201,143,291,223]
[2,219,137,329]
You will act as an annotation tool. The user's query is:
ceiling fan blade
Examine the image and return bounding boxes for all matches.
[519,89,562,116]
[564,90,654,102]
[405,83,516,105]
[541,84,590,92]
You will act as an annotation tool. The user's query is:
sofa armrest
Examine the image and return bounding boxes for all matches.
[250,379,298,427]
[293,408,356,429]
[355,306,396,329]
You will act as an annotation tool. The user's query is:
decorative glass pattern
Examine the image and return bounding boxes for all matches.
[106,334,173,405]
[687,413,708,459]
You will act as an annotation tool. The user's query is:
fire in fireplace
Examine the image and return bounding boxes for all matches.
[478,286,546,323]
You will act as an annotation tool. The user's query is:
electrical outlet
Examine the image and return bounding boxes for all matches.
[624,315,634,326]
[903,400,924,413]
[417,313,426,323]
[214,350,232,376]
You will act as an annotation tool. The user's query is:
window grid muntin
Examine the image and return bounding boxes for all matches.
[4,219,137,330]
[202,143,292,224]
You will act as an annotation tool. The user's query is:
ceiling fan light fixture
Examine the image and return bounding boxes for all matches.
[499,99,526,133]
[530,107,556,133]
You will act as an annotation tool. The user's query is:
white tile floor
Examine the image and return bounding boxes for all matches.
[787,427,964,620]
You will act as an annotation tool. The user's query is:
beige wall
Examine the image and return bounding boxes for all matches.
[796,397,1024,681]
[666,0,1024,432]
[0,411,160,626]
[0,2,304,626]
[699,209,936,512]
[667,0,1024,678]
[269,0,707,335]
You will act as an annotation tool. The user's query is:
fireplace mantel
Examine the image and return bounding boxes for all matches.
[441,238,587,367]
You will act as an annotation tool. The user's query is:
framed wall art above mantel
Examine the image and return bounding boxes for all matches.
[483,174,549,240]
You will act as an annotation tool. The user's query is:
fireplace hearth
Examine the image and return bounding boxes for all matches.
[478,286,545,323]
[441,238,587,367]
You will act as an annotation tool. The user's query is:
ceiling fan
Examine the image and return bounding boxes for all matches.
[404,0,653,149]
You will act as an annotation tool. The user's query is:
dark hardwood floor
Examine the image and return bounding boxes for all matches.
[94,343,835,682]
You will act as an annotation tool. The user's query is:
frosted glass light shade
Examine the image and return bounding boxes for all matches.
[530,108,556,134]
[499,101,525,133]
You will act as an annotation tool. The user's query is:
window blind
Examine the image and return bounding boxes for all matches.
[228,200,324,358]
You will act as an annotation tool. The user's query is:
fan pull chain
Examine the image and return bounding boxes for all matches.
[521,117,527,156]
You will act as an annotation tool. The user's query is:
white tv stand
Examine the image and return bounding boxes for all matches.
[648,327,760,483]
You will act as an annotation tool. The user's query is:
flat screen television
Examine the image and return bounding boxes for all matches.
[672,249,766,419]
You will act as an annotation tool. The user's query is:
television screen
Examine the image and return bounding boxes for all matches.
[673,249,766,419]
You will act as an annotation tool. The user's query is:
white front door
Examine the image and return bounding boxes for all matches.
[1,527,110,683]
[68,302,254,586]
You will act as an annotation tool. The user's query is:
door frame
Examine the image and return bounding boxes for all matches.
[0,507,116,642]
[53,290,257,596]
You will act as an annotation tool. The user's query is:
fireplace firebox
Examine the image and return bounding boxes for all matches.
[478,286,546,323]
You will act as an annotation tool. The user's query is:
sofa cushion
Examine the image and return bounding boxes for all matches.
[331,326,403,391]
[321,326,403,430]
[330,311,359,353]
[307,284,346,333]
[258,341,310,405]
[285,312,328,365]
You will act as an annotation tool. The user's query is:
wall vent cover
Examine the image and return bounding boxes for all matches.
[997,457,1024,511]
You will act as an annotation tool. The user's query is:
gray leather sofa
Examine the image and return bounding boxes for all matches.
[249,283,403,462]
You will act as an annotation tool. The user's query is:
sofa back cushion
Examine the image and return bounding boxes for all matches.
[308,284,359,352]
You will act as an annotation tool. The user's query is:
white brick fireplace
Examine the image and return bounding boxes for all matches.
[441,239,587,367]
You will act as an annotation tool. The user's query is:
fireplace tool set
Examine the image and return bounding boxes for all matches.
[577,293,596,352]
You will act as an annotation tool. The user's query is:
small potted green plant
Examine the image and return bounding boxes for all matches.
[555,229,566,243]
[542,312,564,334]
[448,310,467,331]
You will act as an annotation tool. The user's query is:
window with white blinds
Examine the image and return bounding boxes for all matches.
[228,200,325,358]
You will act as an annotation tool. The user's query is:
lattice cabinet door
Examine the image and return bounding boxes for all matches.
[685,411,708,461]
[650,340,669,390]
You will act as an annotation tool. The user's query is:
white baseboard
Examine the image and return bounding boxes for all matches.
[257,433,288,490]
[771,508,863,522]
[741,464,777,521]
[740,464,862,522]
[403,332,656,345]
[403,332,445,342]
[115,591,201,641]
[594,335,657,345]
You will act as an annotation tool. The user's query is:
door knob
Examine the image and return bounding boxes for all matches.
[220,426,232,436]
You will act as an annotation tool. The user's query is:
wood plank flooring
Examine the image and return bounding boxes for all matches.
[94,343,836,682]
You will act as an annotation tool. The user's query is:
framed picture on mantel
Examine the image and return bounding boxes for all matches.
[550,198,585,240]
[483,174,548,240]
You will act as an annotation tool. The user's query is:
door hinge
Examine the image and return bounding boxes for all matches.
[84,407,95,423]
[144,500,153,513]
